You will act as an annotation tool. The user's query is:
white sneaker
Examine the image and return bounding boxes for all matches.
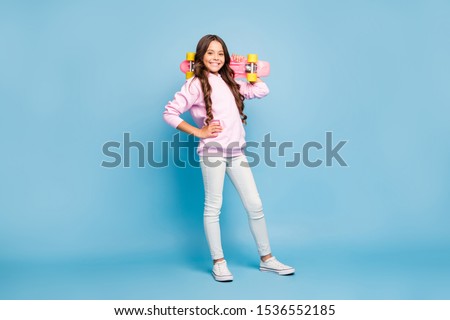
[260,257,295,275]
[212,260,233,282]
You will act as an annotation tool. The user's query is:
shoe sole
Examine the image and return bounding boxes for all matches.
[212,272,233,282]
[260,267,295,275]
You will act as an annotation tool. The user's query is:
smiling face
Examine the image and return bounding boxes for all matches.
[202,40,225,74]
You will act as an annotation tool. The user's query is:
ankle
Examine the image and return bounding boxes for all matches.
[214,258,225,264]
[261,253,273,262]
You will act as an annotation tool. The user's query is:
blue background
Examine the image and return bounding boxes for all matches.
[1,0,449,299]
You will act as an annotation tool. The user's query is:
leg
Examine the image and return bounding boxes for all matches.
[200,156,227,261]
[227,155,296,276]
[226,155,272,257]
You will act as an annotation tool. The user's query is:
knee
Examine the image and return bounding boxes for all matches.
[245,197,264,220]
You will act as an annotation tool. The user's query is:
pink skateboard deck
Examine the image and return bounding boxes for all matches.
[180,53,270,80]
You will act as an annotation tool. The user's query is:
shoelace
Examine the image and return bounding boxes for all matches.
[217,262,229,274]
[266,258,287,268]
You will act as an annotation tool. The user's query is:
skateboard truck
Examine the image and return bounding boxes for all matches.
[186,52,195,79]
[245,54,258,82]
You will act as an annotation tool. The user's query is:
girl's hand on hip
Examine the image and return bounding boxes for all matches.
[198,123,222,138]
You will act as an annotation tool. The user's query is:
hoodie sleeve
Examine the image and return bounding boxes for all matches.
[236,80,270,100]
[163,78,201,128]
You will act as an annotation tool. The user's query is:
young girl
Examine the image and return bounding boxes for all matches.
[163,34,294,282]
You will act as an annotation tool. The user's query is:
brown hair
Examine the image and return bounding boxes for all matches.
[192,34,247,125]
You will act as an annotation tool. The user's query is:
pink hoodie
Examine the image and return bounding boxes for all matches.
[163,73,269,156]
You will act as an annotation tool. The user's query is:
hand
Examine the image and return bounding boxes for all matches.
[197,123,223,138]
[231,53,245,62]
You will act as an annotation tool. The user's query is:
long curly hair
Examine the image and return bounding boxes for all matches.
[192,34,247,125]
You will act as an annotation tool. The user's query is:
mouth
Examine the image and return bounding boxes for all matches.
[205,60,223,73]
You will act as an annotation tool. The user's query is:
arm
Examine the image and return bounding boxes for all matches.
[176,120,222,139]
[163,80,222,139]
[237,79,270,99]
[231,53,269,98]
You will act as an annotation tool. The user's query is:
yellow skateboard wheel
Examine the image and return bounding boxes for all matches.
[186,52,196,61]
[247,73,257,82]
[186,71,194,79]
[247,54,258,63]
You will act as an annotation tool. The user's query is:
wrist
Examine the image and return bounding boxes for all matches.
[192,127,201,137]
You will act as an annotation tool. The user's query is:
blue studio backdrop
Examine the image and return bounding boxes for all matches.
[1,0,449,299]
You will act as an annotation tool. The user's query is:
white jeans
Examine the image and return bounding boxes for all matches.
[199,154,272,260]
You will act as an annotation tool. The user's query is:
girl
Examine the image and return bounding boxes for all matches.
[163,34,294,282]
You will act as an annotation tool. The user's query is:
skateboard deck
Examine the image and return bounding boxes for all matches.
[180,53,270,81]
